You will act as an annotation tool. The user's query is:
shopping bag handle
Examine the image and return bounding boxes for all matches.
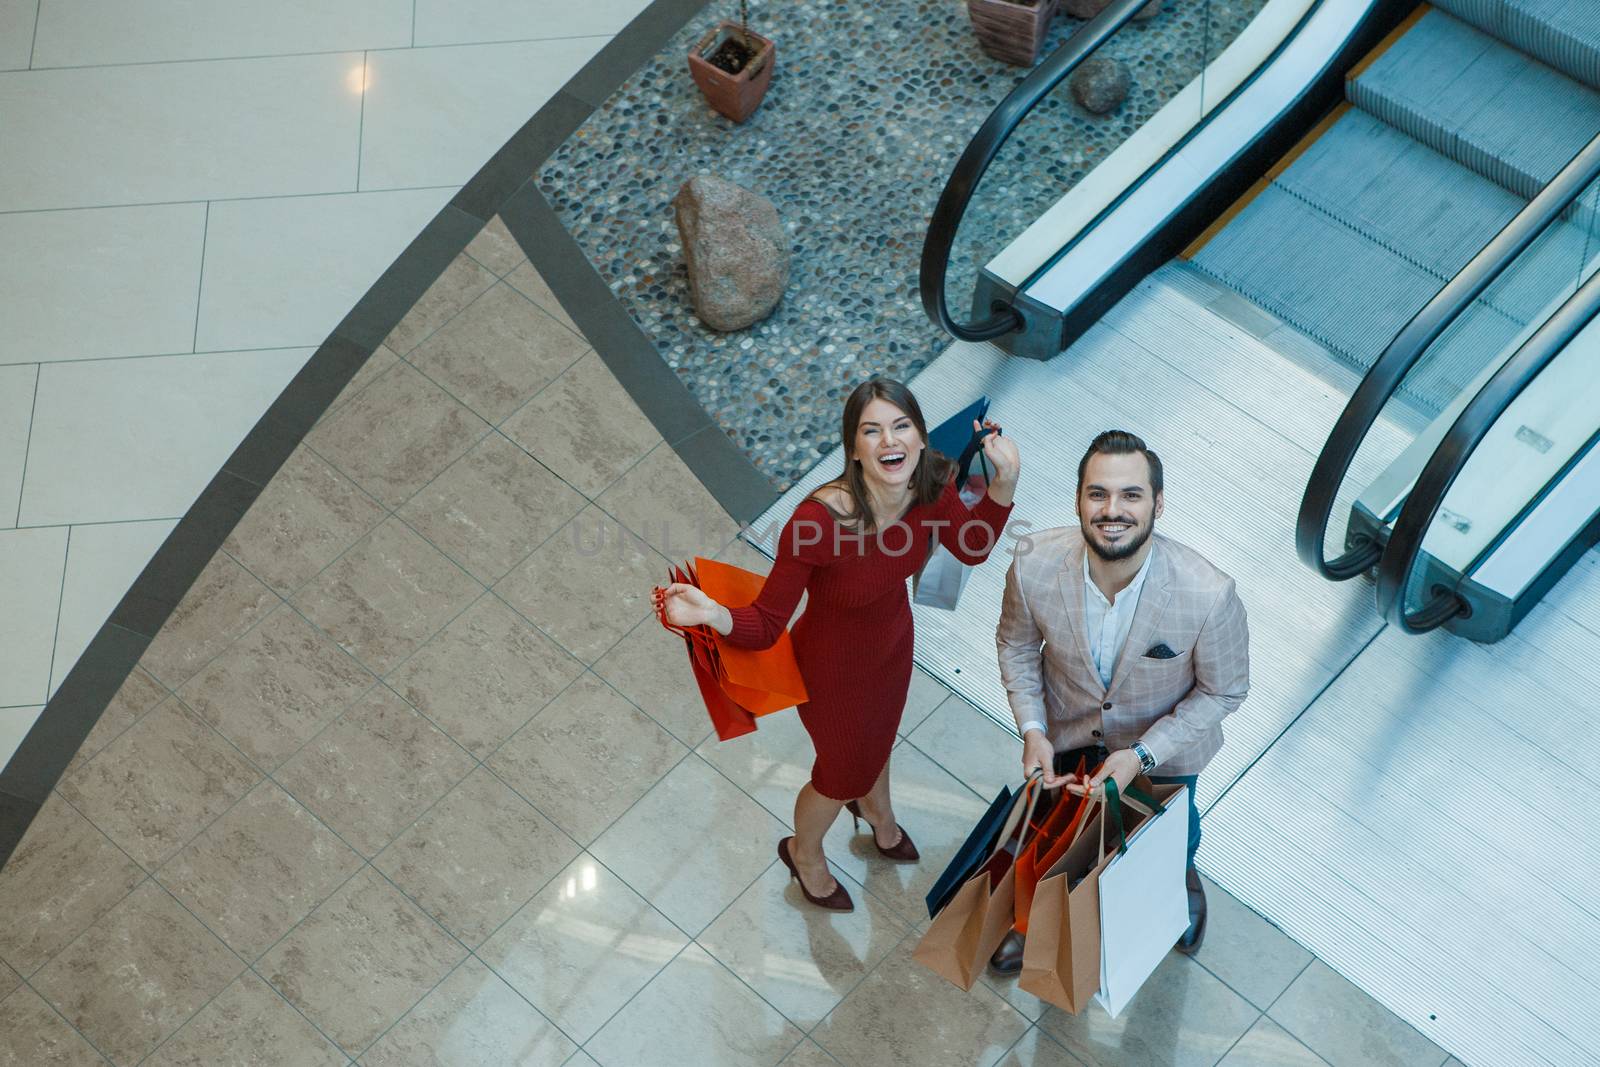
[1098,780,1168,856]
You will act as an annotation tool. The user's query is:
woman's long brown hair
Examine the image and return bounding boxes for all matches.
[809,378,956,533]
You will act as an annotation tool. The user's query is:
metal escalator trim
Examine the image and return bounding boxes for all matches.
[1294,128,1600,581]
[1375,267,1600,633]
[917,0,1155,343]
[1342,0,1430,81]
[1180,103,1351,259]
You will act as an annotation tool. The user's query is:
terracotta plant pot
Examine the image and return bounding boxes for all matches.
[688,21,775,124]
[968,0,1062,67]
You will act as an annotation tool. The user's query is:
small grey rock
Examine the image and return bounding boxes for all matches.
[1071,56,1133,115]
[673,175,790,332]
[1062,0,1162,20]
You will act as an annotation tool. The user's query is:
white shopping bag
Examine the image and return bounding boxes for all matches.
[912,477,985,611]
[1095,782,1190,1018]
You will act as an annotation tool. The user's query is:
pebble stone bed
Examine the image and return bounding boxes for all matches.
[540,0,1268,489]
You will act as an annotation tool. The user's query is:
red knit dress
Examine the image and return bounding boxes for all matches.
[726,480,1013,800]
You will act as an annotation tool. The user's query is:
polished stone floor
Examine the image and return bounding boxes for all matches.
[0,241,1453,1066]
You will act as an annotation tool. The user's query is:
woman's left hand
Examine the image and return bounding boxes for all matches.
[976,418,1020,490]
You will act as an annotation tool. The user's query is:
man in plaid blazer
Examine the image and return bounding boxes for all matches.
[989,430,1249,971]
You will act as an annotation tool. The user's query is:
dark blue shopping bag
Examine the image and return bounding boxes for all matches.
[925,782,1014,918]
[926,397,990,463]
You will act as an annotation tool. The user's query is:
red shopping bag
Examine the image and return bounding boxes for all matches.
[1013,757,1091,934]
[653,558,808,741]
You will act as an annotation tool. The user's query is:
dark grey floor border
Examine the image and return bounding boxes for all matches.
[0,0,778,868]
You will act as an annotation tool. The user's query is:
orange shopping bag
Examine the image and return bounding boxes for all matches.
[652,558,808,741]
[1012,757,1091,934]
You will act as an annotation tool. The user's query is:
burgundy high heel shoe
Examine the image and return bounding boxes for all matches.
[777,837,854,912]
[844,801,920,862]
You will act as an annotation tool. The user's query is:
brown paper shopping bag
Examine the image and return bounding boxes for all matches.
[913,772,1042,989]
[1018,785,1156,1013]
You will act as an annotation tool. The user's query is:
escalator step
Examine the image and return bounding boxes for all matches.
[1432,0,1600,92]
[1349,10,1600,199]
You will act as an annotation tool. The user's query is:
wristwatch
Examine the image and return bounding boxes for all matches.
[1132,740,1158,774]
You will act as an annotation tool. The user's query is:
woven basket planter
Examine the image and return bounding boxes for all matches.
[968,0,1061,67]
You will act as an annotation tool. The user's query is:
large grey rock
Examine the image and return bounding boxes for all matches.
[673,175,790,332]
[1071,56,1133,115]
[1062,0,1162,20]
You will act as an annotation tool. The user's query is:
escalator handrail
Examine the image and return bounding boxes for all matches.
[919,0,1154,342]
[1375,267,1600,633]
[1295,130,1600,581]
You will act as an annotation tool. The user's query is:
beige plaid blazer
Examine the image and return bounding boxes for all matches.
[995,526,1249,776]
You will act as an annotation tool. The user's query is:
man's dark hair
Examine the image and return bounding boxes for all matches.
[1077,430,1164,497]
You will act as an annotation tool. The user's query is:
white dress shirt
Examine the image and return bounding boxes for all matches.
[1019,545,1154,739]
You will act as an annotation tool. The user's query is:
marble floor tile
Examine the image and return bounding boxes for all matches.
[137,552,281,691]
[144,969,347,1067]
[19,348,307,526]
[323,344,402,423]
[32,0,409,67]
[359,39,603,191]
[487,673,685,845]
[1035,954,1260,1067]
[905,696,1027,801]
[593,616,715,749]
[197,187,452,352]
[412,0,647,47]
[900,668,956,737]
[223,445,388,600]
[374,767,581,948]
[1269,962,1449,1067]
[811,941,1029,1067]
[0,526,68,707]
[272,684,474,858]
[698,861,908,1030]
[64,666,168,776]
[383,254,498,357]
[361,956,577,1067]
[177,604,376,772]
[397,431,585,584]
[588,942,803,1067]
[408,282,589,424]
[1217,1017,1331,1067]
[57,698,262,871]
[0,54,361,212]
[500,352,659,498]
[478,853,686,1044]
[781,1038,847,1066]
[0,962,15,1001]
[0,203,205,364]
[695,705,815,831]
[464,216,526,279]
[156,780,363,961]
[567,1053,600,1067]
[386,593,582,758]
[31,881,243,1065]
[259,866,466,1055]
[0,793,144,976]
[1190,874,1312,1010]
[48,518,177,697]
[0,984,108,1067]
[290,518,483,676]
[505,262,580,337]
[817,743,994,928]
[307,363,491,509]
[596,443,741,560]
[0,0,33,70]
[0,363,33,522]
[992,1028,1085,1067]
[494,506,667,664]
[589,755,789,936]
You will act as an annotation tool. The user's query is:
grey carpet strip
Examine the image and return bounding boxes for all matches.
[1434,0,1600,91]
[1349,10,1600,199]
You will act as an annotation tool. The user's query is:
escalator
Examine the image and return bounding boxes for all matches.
[922,0,1600,644]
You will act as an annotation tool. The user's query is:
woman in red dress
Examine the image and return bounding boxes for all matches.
[661,379,1020,911]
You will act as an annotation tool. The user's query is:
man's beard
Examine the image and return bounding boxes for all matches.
[1084,518,1153,562]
